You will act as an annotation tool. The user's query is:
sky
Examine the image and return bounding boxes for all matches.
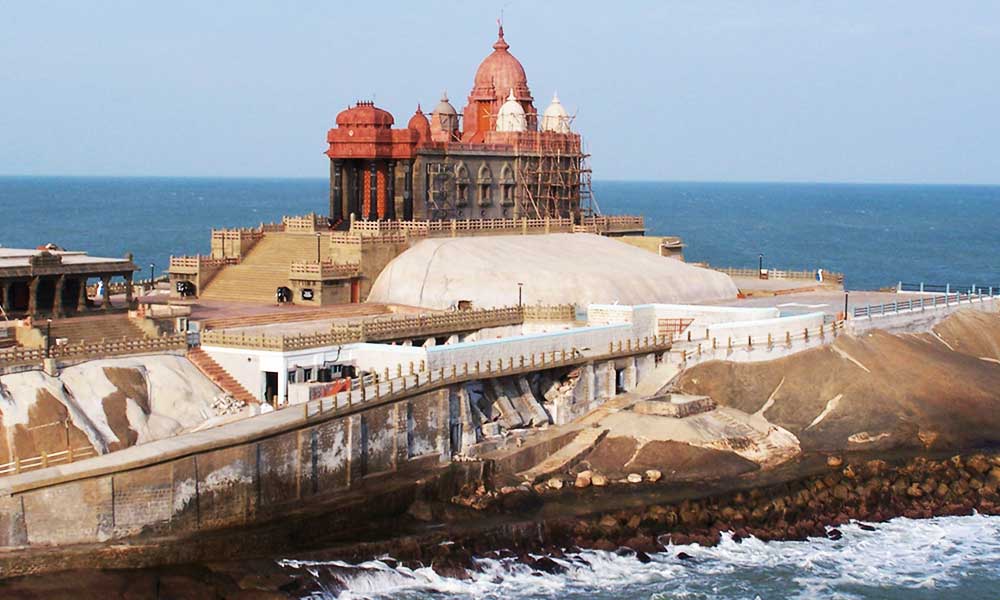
[1,1,998,184]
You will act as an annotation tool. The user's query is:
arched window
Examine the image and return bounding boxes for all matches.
[499,163,515,206]
[455,162,471,207]
[477,163,493,207]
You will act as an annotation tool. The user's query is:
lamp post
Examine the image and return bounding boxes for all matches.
[758,253,764,278]
[315,232,322,263]
[517,282,523,307]
[844,292,850,320]
[45,318,52,358]
[149,263,155,289]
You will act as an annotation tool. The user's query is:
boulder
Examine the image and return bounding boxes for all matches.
[592,473,608,487]
[575,473,592,488]
[645,469,663,482]
[547,478,565,490]
[627,473,643,484]
[826,455,843,468]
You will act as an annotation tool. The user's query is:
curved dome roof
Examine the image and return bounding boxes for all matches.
[407,105,431,143]
[541,92,571,133]
[496,89,527,132]
[368,234,738,309]
[471,25,532,102]
[432,91,457,116]
[336,101,394,129]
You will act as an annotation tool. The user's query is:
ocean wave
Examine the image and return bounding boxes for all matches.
[278,513,1000,599]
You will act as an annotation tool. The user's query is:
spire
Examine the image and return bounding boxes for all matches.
[441,90,449,102]
[552,91,560,104]
[507,88,516,102]
[493,19,509,51]
[416,103,423,113]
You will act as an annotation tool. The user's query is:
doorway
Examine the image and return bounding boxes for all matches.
[264,371,278,406]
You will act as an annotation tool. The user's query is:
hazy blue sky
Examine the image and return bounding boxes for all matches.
[2,1,998,183]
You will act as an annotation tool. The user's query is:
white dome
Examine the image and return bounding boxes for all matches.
[431,91,459,136]
[367,233,739,309]
[496,89,527,132]
[541,92,571,133]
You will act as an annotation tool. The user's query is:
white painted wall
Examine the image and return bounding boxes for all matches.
[705,312,826,344]
[425,323,634,372]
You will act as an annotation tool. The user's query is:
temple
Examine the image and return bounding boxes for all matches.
[0,246,136,318]
[325,25,591,222]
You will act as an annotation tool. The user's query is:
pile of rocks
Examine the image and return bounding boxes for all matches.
[210,394,246,416]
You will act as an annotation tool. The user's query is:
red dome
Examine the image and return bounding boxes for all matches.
[407,105,431,144]
[470,25,532,103]
[336,101,394,129]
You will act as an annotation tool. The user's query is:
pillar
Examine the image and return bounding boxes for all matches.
[402,160,414,221]
[386,160,396,220]
[277,368,289,407]
[1,281,10,314]
[52,275,65,318]
[101,275,112,311]
[77,278,88,312]
[349,163,361,220]
[124,272,134,306]
[27,276,39,315]
[368,160,378,220]
[331,159,344,221]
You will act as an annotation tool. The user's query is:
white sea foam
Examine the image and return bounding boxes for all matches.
[278,514,1000,599]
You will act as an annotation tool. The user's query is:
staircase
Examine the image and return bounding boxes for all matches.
[187,347,258,405]
[200,233,334,304]
[47,315,148,345]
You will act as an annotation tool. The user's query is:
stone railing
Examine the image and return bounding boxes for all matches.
[302,334,672,420]
[169,255,239,292]
[580,215,646,232]
[210,227,265,259]
[282,213,326,233]
[357,306,524,341]
[522,304,577,322]
[0,334,188,367]
[711,265,845,284]
[200,305,576,351]
[288,261,361,281]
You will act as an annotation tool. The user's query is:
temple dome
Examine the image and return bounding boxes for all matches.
[430,92,459,139]
[470,25,532,103]
[407,104,431,143]
[541,92,571,133]
[496,89,527,132]
[336,101,394,129]
[367,234,739,309]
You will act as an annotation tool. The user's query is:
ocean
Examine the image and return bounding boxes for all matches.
[282,515,1000,599]
[3,177,1000,598]
[2,177,999,290]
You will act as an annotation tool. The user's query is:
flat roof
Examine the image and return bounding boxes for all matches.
[0,247,134,276]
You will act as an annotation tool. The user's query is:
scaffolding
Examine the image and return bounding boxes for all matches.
[512,128,591,220]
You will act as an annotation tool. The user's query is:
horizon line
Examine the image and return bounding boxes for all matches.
[2,174,1000,188]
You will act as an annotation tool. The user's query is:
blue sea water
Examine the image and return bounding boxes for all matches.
[1,177,999,290]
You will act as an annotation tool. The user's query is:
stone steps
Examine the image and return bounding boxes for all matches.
[201,233,337,304]
[47,315,148,345]
[187,348,258,406]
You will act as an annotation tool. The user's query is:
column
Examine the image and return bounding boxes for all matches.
[403,160,414,221]
[386,160,396,220]
[27,276,39,316]
[331,159,344,221]
[349,163,360,220]
[101,275,112,311]
[124,272,134,306]
[1,282,10,314]
[368,160,378,220]
[52,275,64,318]
[77,278,88,312]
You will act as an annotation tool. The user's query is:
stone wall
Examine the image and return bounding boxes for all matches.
[0,386,451,549]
